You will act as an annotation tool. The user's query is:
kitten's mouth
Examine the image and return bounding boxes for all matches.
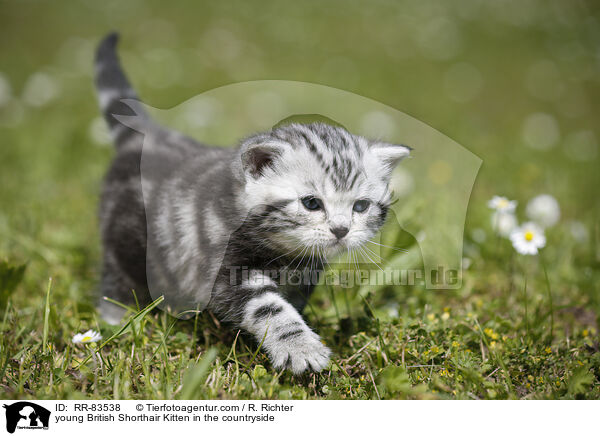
[325,239,348,253]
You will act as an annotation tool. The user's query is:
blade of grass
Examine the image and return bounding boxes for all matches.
[102,296,137,315]
[179,348,217,400]
[541,256,554,343]
[361,295,390,361]
[0,299,11,351]
[131,289,141,312]
[328,284,341,322]
[42,277,52,353]
[523,277,529,340]
[245,323,270,369]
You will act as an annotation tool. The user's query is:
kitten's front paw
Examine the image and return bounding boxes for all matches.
[268,330,331,374]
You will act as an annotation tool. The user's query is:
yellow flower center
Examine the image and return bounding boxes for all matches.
[524,231,534,241]
[82,336,92,342]
[498,199,508,208]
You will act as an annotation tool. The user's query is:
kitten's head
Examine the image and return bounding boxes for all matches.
[237,122,410,258]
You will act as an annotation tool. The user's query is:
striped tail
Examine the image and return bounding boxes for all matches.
[94,33,149,147]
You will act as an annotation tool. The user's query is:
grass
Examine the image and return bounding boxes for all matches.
[1,0,599,400]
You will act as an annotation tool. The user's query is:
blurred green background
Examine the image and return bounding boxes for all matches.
[0,0,599,399]
[1,0,598,242]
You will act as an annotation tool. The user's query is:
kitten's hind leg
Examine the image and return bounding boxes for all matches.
[98,257,150,325]
[240,288,331,374]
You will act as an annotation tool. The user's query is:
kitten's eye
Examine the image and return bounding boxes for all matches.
[353,200,370,213]
[301,196,322,211]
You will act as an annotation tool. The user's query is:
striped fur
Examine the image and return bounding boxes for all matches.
[94,33,410,373]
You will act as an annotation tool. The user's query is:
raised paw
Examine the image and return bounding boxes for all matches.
[267,329,331,374]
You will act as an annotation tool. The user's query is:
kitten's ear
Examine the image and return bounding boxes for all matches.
[240,141,286,178]
[371,142,411,171]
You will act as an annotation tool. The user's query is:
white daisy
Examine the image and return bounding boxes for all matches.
[526,194,560,228]
[72,329,102,345]
[491,211,518,237]
[510,222,546,255]
[488,195,517,214]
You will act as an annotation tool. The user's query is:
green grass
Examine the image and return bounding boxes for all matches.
[1,0,599,400]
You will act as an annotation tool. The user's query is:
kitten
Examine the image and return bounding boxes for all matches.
[94,33,410,374]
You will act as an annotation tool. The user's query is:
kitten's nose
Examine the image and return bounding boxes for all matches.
[330,226,349,239]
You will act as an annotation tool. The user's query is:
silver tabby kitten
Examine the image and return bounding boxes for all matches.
[95,34,410,374]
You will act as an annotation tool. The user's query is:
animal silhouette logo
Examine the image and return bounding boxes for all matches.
[2,402,50,433]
